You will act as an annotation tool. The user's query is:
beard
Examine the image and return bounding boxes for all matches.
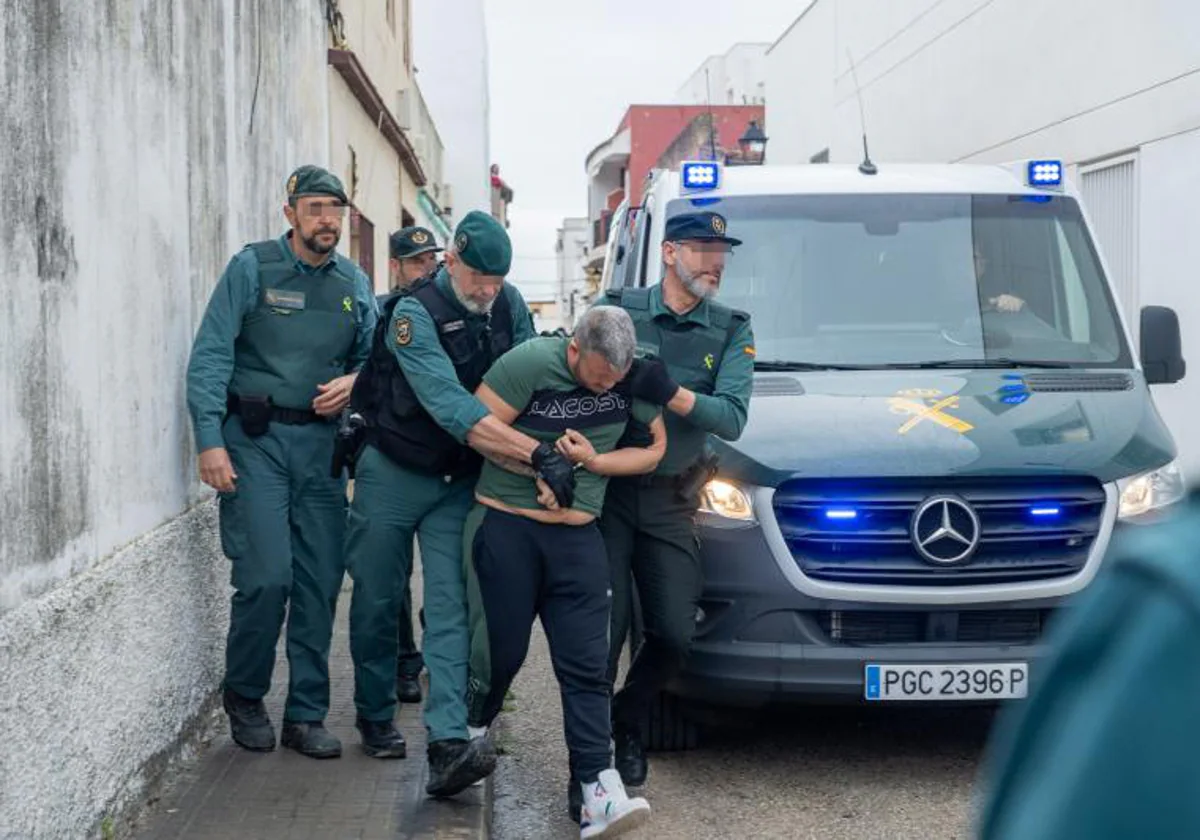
[450,273,494,315]
[302,225,340,255]
[677,260,718,300]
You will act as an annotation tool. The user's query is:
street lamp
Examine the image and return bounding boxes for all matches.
[732,119,768,166]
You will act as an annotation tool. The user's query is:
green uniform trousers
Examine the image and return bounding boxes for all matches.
[218,415,347,722]
[397,579,424,679]
[600,476,703,727]
[345,444,475,741]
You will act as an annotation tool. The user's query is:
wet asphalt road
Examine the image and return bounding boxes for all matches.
[492,625,999,840]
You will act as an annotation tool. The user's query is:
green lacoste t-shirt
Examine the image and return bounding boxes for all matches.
[475,336,659,516]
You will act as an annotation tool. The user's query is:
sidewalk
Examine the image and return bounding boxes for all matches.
[132,575,490,840]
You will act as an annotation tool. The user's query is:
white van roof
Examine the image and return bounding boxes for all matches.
[654,161,1077,200]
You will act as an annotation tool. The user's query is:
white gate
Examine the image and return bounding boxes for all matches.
[1079,154,1140,343]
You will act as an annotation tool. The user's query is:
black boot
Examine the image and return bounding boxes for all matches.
[356,717,407,759]
[222,687,275,752]
[280,721,342,759]
[613,723,647,787]
[426,737,498,798]
[396,674,423,704]
[567,775,582,823]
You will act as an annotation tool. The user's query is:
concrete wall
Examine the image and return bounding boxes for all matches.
[764,0,1200,477]
[413,0,491,224]
[0,2,329,837]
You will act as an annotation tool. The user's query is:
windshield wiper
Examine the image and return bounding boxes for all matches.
[877,358,1073,370]
[754,360,873,371]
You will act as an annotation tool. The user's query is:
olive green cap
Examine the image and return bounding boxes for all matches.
[285,164,348,204]
[453,210,512,276]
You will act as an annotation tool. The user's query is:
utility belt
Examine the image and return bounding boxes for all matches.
[226,393,329,437]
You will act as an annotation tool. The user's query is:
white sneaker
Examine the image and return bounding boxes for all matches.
[579,769,651,838]
[468,725,488,740]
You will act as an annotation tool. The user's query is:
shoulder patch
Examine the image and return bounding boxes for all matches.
[394,315,413,347]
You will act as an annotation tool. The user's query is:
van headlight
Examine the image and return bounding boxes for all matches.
[699,479,756,522]
[1117,460,1186,523]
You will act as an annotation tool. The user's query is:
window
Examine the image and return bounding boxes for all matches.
[665,193,1130,369]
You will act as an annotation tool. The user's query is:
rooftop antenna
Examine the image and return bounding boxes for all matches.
[846,49,877,175]
[705,68,718,162]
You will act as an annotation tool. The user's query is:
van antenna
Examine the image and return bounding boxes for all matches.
[846,49,877,175]
[704,68,718,162]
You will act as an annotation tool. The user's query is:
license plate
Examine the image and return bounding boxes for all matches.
[864,662,1028,701]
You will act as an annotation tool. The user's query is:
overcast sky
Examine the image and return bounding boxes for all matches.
[484,0,806,301]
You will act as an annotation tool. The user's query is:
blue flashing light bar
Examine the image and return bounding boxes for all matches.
[825,508,859,521]
[681,160,721,192]
[1027,159,1063,188]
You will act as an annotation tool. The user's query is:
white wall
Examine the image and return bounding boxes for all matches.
[1139,130,1200,479]
[676,43,769,106]
[766,0,1200,475]
[556,217,592,330]
[0,2,328,836]
[766,0,835,164]
[413,0,491,223]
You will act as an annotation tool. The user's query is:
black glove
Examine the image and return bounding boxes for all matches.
[628,356,680,406]
[531,441,576,509]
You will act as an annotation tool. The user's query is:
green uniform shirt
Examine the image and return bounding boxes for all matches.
[186,233,377,453]
[605,284,755,475]
[978,496,1200,840]
[387,268,536,443]
[474,336,659,516]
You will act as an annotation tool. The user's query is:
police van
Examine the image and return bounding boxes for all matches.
[603,157,1188,749]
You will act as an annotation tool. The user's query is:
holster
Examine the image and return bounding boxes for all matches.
[331,411,367,479]
[236,395,272,438]
[675,452,720,503]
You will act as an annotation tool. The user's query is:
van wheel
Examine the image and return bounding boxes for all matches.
[640,692,701,753]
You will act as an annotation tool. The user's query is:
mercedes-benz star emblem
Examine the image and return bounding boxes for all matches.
[911,496,981,565]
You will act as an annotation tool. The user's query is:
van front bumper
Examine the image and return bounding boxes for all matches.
[671,510,1080,709]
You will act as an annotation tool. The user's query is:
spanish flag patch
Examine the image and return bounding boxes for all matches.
[744,346,756,357]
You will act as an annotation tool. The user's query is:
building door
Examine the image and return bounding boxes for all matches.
[1079,153,1139,343]
[350,207,375,290]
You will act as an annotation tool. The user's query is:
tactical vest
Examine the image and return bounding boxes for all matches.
[228,239,360,410]
[351,273,514,476]
[610,286,748,472]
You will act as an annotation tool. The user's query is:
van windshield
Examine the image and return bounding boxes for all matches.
[665,193,1131,369]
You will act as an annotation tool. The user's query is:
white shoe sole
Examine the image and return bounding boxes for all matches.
[581,804,651,839]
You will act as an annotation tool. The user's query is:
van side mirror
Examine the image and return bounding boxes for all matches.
[1141,305,1186,384]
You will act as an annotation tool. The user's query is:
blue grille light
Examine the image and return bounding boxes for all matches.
[681,160,721,192]
[825,508,859,521]
[1027,159,1063,187]
[1031,506,1062,517]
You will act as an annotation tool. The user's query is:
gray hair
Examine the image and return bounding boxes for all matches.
[574,305,637,372]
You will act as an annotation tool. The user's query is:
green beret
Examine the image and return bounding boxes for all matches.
[453,210,512,276]
[286,165,348,204]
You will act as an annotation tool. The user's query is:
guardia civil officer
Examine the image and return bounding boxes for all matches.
[388,225,443,293]
[343,210,576,797]
[599,210,755,786]
[977,495,1197,840]
[382,225,446,704]
[186,165,377,759]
